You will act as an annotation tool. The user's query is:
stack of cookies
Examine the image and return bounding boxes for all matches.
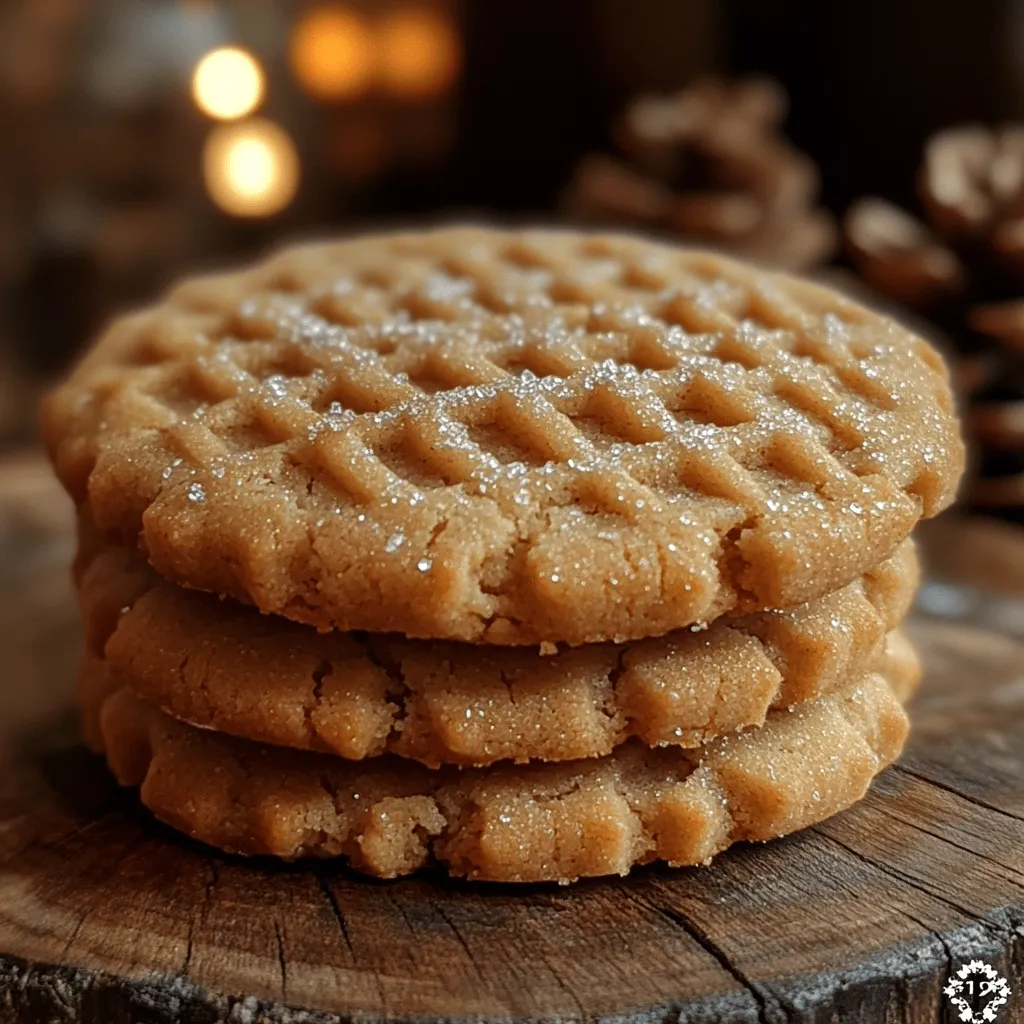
[43,228,963,883]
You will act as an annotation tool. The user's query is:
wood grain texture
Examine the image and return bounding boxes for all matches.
[0,453,1022,1023]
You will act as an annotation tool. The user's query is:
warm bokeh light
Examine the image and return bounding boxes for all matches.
[203,119,300,218]
[191,47,265,121]
[377,7,460,99]
[289,5,375,101]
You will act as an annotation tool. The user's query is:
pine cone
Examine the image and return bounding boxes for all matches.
[920,126,1024,271]
[845,124,1024,309]
[563,77,835,271]
[845,124,1024,521]
[844,197,965,309]
[962,301,1024,516]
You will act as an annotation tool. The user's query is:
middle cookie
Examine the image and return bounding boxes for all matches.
[79,541,917,768]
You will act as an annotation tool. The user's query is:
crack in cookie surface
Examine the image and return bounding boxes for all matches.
[82,662,912,882]
[79,541,919,767]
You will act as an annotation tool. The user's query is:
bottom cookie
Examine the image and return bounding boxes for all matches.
[80,639,916,883]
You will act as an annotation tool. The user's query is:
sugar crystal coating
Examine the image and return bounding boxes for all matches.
[80,657,912,883]
[79,540,918,766]
[45,227,963,644]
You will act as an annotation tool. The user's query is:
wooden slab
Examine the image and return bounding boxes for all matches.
[0,457,1023,1023]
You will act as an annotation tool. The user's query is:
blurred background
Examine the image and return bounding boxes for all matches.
[4,0,1024,551]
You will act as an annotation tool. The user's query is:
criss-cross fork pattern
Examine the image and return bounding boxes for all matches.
[46,229,961,643]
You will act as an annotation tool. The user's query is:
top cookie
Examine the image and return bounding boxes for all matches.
[44,228,962,644]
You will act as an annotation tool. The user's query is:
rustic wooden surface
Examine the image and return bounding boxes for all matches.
[0,454,1023,1024]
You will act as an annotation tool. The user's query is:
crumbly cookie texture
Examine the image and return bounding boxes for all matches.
[44,228,961,644]
[81,659,912,883]
[79,541,917,766]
